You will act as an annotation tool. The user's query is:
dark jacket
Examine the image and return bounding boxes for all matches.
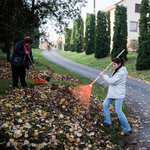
[10,41,34,69]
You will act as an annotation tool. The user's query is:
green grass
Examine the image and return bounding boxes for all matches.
[57,50,150,82]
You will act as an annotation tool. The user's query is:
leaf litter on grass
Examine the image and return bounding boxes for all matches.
[0,84,117,149]
[0,60,139,149]
[0,60,81,84]
[0,84,139,150]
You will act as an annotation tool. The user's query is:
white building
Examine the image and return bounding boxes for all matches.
[103,0,141,49]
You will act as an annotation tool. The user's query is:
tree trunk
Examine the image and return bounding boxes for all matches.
[30,0,35,36]
[6,0,10,62]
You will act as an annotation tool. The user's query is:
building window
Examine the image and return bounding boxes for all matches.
[135,4,141,13]
[130,22,138,32]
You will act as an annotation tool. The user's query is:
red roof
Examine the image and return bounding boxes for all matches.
[103,0,124,12]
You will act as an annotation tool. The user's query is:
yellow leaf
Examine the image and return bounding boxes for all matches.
[41,126,45,129]
[34,133,38,136]
[5,103,12,107]
[70,146,74,150]
[22,130,26,133]
[23,110,27,113]
[5,130,9,134]
[43,112,47,116]
[13,134,19,138]
[6,121,10,125]
[16,112,21,116]
[66,116,70,120]
[61,98,65,102]
[1,106,5,110]
[10,113,14,116]
[36,146,41,150]
[70,135,74,138]
[64,144,68,148]
[66,133,70,138]
[74,108,77,112]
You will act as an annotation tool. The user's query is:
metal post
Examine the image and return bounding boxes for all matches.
[93,0,95,14]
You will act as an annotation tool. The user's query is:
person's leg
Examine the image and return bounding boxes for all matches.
[11,65,19,88]
[103,98,114,125]
[19,65,27,87]
[115,99,131,132]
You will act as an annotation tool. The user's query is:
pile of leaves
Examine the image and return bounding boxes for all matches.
[0,84,131,150]
[0,60,81,84]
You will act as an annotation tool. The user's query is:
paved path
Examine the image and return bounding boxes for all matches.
[41,50,150,149]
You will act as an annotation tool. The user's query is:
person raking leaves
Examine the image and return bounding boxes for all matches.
[10,36,34,88]
[99,57,132,136]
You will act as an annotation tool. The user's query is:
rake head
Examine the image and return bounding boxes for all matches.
[31,77,49,85]
[68,83,94,109]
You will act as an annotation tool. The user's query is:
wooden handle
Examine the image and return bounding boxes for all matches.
[24,46,38,77]
[93,49,125,83]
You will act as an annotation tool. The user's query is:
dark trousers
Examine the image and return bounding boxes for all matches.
[11,64,27,88]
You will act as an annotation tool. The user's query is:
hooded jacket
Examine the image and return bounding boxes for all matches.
[10,41,34,69]
[103,66,128,99]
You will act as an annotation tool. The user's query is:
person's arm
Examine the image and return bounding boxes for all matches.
[14,42,26,55]
[100,72,124,85]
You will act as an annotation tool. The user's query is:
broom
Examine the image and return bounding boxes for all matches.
[68,49,125,109]
[25,47,49,85]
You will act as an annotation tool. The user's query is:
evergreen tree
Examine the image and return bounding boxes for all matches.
[75,18,84,53]
[136,0,150,70]
[64,28,72,51]
[85,13,95,54]
[95,11,110,58]
[70,21,76,52]
[111,5,128,60]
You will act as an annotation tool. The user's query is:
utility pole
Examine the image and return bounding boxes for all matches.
[93,0,95,14]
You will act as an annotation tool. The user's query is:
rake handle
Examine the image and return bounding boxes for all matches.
[24,46,38,77]
[92,49,125,84]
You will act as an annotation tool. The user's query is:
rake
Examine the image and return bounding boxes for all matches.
[68,49,125,109]
[25,47,49,85]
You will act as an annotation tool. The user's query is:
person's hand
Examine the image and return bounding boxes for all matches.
[99,72,104,77]
[32,64,35,67]
[25,51,29,55]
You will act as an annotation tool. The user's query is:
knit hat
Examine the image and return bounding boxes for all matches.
[24,36,33,44]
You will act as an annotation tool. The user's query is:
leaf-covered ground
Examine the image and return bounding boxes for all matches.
[0,60,138,149]
[0,60,81,84]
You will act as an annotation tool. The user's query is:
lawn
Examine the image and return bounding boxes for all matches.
[57,50,150,83]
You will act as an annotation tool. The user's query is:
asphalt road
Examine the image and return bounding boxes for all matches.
[41,50,150,149]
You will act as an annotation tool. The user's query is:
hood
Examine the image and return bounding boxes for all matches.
[118,66,128,75]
